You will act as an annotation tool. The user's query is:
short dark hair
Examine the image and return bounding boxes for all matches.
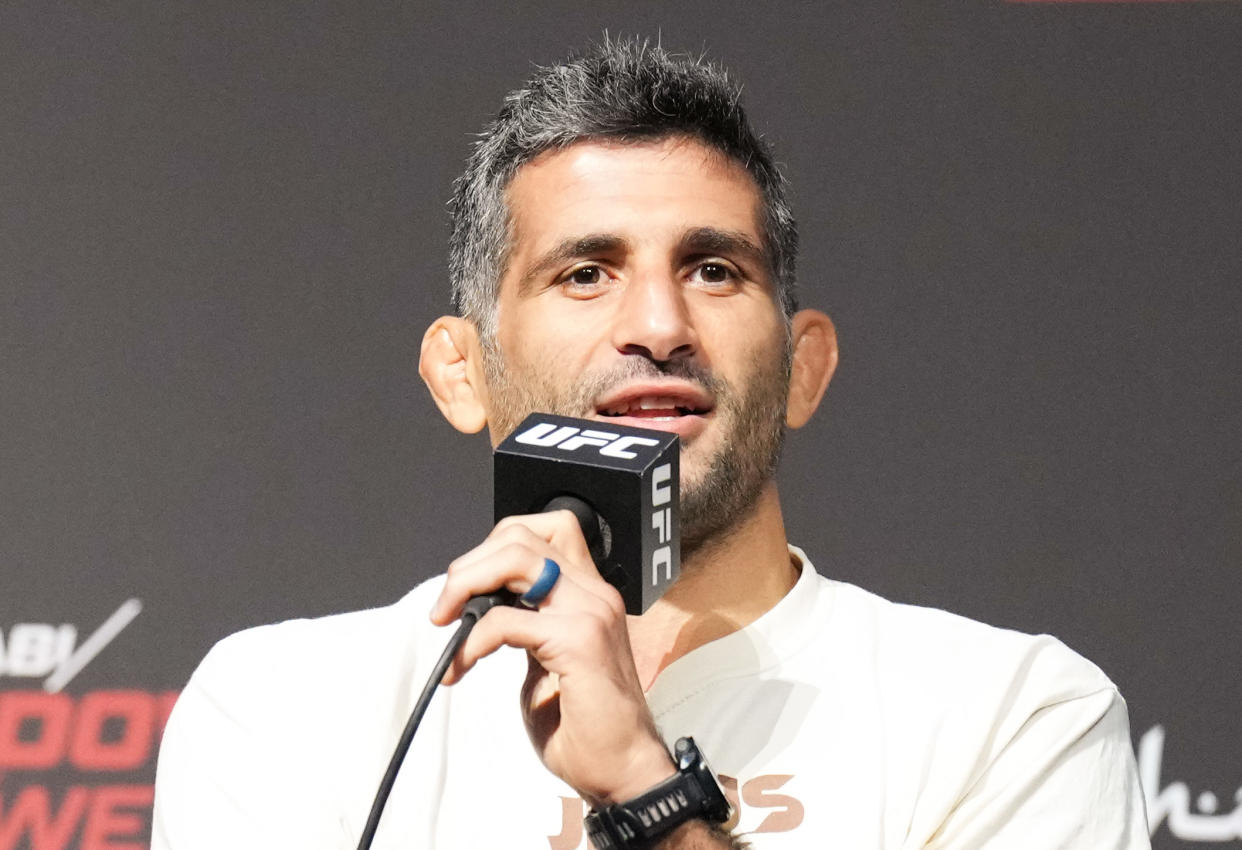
[448,36,798,338]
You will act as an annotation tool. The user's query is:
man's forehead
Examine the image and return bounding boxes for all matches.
[502,136,766,250]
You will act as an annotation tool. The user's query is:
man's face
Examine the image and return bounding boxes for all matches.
[482,136,791,553]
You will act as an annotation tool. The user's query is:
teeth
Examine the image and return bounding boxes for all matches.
[602,396,695,416]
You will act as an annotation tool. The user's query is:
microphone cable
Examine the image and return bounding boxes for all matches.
[354,591,512,850]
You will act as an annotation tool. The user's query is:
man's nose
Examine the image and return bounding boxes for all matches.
[609,275,698,363]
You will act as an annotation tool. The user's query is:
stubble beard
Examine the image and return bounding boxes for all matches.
[480,337,792,559]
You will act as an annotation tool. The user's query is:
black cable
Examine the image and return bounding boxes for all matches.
[354,592,512,850]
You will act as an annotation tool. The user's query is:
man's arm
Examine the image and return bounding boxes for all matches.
[151,635,356,850]
[151,598,445,850]
[926,687,1150,849]
[655,821,750,849]
[653,687,1148,850]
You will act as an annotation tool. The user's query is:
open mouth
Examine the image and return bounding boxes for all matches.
[598,398,710,419]
[594,386,715,423]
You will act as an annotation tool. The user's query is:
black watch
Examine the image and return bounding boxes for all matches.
[584,737,732,850]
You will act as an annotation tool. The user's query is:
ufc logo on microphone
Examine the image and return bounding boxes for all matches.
[650,463,673,586]
[514,423,660,460]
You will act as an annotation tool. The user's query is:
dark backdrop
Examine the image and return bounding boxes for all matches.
[2,2,1239,847]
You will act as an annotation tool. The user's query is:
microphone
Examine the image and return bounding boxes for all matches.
[493,412,680,615]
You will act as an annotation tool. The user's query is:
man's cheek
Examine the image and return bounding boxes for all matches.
[679,434,721,480]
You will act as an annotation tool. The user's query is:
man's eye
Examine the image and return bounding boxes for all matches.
[692,262,737,286]
[567,266,604,286]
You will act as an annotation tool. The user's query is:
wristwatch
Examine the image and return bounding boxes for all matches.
[584,737,732,850]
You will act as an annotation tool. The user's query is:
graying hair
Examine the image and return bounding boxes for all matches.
[448,37,799,340]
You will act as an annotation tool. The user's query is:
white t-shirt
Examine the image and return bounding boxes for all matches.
[152,548,1150,849]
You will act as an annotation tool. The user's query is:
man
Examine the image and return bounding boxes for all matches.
[153,39,1150,849]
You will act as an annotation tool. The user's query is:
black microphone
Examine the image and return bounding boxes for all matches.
[492,412,681,615]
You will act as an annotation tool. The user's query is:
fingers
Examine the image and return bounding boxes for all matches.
[496,510,595,566]
[479,511,595,576]
[442,590,619,685]
[431,510,606,626]
[441,604,542,684]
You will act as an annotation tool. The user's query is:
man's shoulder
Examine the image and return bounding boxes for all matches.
[185,574,449,717]
[154,577,456,845]
[810,571,1117,706]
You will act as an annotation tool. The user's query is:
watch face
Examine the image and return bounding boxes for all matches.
[676,737,732,824]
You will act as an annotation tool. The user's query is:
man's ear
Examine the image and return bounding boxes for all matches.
[785,309,838,429]
[419,316,489,434]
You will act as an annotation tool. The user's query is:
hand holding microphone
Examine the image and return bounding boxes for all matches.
[358,415,685,848]
[429,413,683,807]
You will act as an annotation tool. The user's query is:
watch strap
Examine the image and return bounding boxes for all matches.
[584,737,730,850]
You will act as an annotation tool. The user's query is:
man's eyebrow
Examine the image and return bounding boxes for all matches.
[519,234,629,295]
[678,227,769,270]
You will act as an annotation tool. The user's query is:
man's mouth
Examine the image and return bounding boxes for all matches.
[598,396,710,420]
[593,384,715,425]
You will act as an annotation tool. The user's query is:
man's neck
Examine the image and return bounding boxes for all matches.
[626,482,798,690]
